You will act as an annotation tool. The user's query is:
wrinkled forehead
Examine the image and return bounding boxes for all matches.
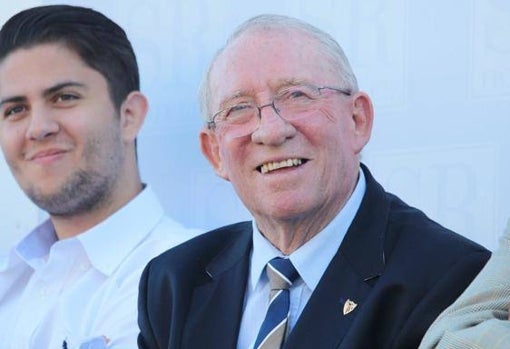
[208,28,338,108]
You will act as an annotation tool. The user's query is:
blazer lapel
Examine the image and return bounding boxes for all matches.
[285,164,389,349]
[284,253,374,349]
[182,225,252,349]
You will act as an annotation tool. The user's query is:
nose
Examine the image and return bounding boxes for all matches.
[25,108,59,141]
[251,102,296,146]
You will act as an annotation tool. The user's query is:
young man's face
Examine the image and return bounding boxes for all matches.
[0,43,127,216]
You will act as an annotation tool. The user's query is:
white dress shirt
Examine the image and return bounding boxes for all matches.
[236,169,366,349]
[0,186,201,349]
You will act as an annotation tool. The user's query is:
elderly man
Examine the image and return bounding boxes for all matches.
[138,14,489,349]
[0,5,199,349]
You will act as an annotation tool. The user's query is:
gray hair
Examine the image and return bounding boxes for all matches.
[198,14,359,122]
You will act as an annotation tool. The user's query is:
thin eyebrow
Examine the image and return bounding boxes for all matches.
[43,81,87,98]
[0,96,26,109]
[0,81,87,109]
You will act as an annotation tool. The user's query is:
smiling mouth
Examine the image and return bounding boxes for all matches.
[258,158,306,174]
[29,150,64,161]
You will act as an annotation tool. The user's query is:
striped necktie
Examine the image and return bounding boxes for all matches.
[253,257,299,349]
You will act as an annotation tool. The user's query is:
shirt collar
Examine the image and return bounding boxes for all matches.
[250,168,366,291]
[2,220,58,271]
[77,185,165,276]
[3,185,165,276]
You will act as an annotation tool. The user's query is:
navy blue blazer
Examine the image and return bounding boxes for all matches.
[138,165,490,349]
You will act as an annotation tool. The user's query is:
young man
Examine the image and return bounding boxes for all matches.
[0,5,198,348]
[138,14,490,349]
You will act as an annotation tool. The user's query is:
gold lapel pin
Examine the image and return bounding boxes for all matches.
[343,299,357,315]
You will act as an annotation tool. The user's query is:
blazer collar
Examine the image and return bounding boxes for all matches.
[206,224,253,277]
[341,163,388,280]
[183,223,253,349]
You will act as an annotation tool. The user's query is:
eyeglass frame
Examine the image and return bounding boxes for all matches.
[206,84,352,131]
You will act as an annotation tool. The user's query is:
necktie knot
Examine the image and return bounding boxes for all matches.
[266,257,298,291]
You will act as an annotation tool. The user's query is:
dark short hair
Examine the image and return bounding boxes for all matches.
[0,5,139,109]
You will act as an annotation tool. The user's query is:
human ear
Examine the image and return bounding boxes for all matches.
[119,91,148,143]
[199,128,229,181]
[351,92,374,154]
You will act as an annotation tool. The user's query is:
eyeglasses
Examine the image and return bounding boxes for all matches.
[208,83,351,136]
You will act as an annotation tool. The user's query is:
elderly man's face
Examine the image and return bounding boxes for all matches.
[201,29,373,226]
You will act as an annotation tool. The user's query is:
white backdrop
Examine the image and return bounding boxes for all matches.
[1,0,509,259]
